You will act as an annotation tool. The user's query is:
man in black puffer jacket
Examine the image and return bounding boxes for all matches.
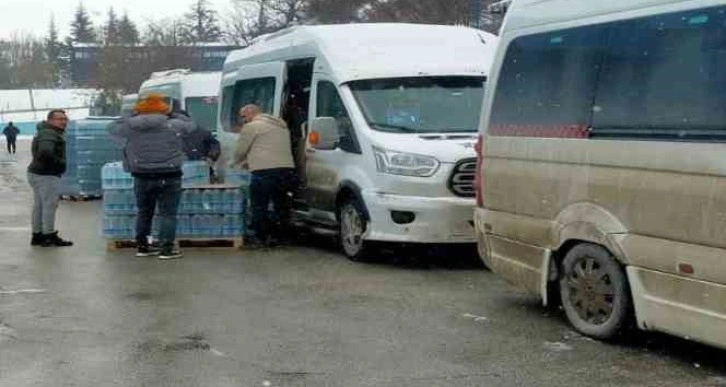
[27,110,73,247]
[108,94,195,260]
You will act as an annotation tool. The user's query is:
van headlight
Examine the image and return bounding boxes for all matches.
[373,147,440,177]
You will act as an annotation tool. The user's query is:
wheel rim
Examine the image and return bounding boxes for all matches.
[341,204,364,256]
[564,256,615,325]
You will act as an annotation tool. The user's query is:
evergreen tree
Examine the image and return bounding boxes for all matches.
[45,16,63,85]
[183,0,222,43]
[118,12,140,45]
[104,8,121,45]
[70,2,97,43]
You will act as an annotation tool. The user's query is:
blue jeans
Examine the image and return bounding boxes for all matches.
[249,168,296,242]
[134,177,182,250]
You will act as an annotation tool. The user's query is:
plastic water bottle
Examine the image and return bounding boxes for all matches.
[234,189,244,214]
[103,191,113,213]
[212,215,223,237]
[177,215,188,236]
[186,189,197,213]
[111,216,121,238]
[179,190,189,214]
[103,216,113,238]
[201,189,213,213]
[191,215,203,237]
[210,189,222,213]
[126,190,135,213]
[219,189,230,213]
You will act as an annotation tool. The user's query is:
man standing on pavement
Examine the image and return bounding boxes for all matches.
[234,104,296,248]
[3,121,20,155]
[108,94,194,260]
[27,110,73,247]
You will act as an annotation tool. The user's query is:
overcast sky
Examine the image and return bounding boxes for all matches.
[0,0,231,39]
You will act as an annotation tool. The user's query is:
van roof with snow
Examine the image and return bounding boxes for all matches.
[224,23,498,84]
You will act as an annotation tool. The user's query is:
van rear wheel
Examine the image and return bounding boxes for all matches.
[339,198,371,261]
[559,243,631,340]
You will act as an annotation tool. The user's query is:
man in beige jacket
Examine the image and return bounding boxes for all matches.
[234,105,296,247]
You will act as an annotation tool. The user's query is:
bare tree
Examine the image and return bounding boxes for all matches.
[143,18,187,47]
[223,0,307,45]
[0,32,55,88]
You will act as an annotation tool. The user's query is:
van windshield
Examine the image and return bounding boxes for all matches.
[349,76,485,134]
[186,96,219,132]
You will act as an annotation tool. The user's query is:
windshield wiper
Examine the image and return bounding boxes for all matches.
[368,122,419,133]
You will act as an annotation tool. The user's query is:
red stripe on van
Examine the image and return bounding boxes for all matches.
[489,124,589,139]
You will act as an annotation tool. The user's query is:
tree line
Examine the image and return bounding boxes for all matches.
[0,0,500,90]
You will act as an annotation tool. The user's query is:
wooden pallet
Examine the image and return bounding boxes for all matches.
[60,193,102,202]
[106,237,244,251]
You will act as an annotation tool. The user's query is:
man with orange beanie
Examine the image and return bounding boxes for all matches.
[108,93,194,260]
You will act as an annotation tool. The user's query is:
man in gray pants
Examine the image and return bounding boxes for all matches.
[27,110,73,247]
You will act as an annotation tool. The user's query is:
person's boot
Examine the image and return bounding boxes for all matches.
[31,233,44,246]
[40,231,73,247]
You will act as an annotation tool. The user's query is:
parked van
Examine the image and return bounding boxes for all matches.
[138,69,221,132]
[475,0,726,348]
[218,24,497,260]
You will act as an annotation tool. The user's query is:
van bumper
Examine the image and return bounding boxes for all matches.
[362,191,476,244]
[474,207,492,267]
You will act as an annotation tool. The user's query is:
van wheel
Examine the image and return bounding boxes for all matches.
[559,243,631,340]
[339,198,370,261]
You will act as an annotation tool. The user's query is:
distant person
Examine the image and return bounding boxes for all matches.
[171,109,221,181]
[3,121,20,155]
[27,110,73,247]
[108,94,195,260]
[234,104,296,248]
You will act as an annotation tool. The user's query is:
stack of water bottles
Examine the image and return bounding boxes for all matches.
[61,118,123,197]
[102,161,249,240]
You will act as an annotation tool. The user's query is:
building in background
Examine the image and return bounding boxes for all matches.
[70,43,239,90]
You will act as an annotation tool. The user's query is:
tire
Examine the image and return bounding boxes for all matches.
[559,243,631,340]
[338,198,371,262]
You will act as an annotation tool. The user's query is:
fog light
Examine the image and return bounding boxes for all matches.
[391,211,416,225]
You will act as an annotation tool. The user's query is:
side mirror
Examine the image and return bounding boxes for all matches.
[308,117,340,150]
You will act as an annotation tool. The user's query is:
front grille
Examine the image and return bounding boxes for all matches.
[448,158,477,197]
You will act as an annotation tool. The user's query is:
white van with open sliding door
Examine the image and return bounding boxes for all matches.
[139,69,221,133]
[218,24,498,260]
[475,0,726,349]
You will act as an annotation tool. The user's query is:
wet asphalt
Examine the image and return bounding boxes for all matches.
[1,140,726,387]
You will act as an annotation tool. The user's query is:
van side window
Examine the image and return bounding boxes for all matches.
[222,77,276,132]
[316,81,360,154]
[490,5,726,141]
[489,26,605,137]
[221,86,235,132]
[593,6,726,140]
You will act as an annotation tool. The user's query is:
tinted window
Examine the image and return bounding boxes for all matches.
[489,5,726,140]
[489,26,605,135]
[316,81,360,154]
[185,97,219,132]
[593,6,726,139]
[221,77,276,132]
[221,86,235,132]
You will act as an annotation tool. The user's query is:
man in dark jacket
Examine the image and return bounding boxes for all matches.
[3,121,20,154]
[108,94,195,260]
[171,110,221,182]
[172,110,221,162]
[27,110,73,247]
